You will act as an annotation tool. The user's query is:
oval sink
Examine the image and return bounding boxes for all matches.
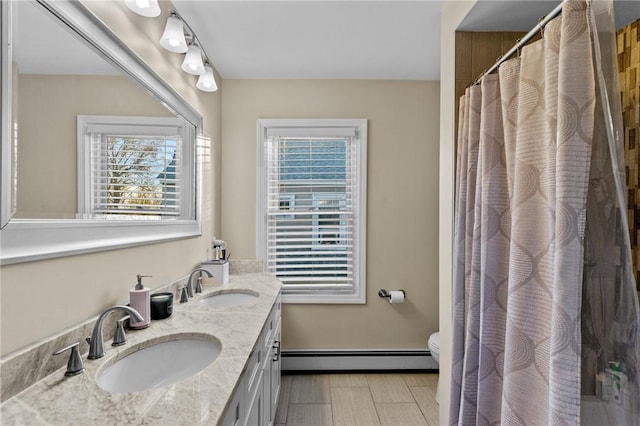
[199,290,259,308]
[97,335,221,393]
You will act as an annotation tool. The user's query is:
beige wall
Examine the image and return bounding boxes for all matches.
[0,1,222,356]
[439,1,478,424]
[221,79,440,350]
[16,74,172,219]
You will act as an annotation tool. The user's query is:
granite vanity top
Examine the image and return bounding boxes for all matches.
[0,272,281,425]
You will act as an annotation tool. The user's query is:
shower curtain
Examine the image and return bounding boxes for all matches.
[450,0,640,425]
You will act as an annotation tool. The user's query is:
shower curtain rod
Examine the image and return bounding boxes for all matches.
[473,0,566,84]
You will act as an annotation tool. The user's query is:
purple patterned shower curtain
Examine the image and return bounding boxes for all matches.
[450,1,640,424]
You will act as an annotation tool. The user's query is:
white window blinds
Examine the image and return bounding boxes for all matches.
[91,134,181,215]
[259,119,367,303]
[78,116,192,219]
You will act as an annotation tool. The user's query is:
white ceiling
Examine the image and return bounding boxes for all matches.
[15,0,640,80]
[173,0,639,81]
[173,0,446,80]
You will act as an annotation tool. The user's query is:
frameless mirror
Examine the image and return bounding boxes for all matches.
[0,1,203,264]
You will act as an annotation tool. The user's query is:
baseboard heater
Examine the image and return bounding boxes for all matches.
[281,349,439,372]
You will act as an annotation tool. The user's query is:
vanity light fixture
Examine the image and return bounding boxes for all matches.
[196,62,218,92]
[124,0,160,18]
[182,42,205,75]
[159,13,188,53]
[148,9,217,92]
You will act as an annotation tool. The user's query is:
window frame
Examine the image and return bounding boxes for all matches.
[257,118,367,304]
[77,115,194,220]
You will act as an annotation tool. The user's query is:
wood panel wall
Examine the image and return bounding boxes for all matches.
[620,19,640,290]
[455,32,527,103]
[454,32,528,140]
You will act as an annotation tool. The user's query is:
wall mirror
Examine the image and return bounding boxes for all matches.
[0,1,203,265]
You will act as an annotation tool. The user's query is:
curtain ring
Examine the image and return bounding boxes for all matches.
[516,38,522,57]
[539,16,545,38]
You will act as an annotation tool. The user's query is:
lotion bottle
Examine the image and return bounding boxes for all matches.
[129,274,151,329]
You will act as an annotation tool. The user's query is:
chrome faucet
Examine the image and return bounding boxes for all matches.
[186,268,214,297]
[87,305,144,359]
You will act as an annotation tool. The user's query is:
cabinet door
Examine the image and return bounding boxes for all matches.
[261,357,271,426]
[268,296,282,426]
[261,300,281,426]
[245,370,264,426]
[269,328,281,425]
[222,381,244,426]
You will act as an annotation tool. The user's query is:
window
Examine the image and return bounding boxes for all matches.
[258,119,367,303]
[77,115,195,220]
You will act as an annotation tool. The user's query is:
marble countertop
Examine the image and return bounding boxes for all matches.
[1,272,281,425]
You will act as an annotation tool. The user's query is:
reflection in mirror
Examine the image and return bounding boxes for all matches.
[1,0,203,264]
[12,1,188,220]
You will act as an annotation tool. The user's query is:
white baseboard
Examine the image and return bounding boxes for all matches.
[281,349,439,372]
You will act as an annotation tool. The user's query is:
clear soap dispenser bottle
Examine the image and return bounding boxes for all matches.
[129,274,151,329]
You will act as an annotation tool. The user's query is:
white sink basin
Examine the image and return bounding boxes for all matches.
[97,335,221,393]
[199,291,259,308]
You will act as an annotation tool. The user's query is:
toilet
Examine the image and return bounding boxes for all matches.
[428,332,440,364]
[428,332,440,403]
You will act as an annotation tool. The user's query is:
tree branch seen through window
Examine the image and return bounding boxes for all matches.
[101,136,179,214]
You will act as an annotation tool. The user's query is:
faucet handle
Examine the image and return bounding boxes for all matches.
[53,342,84,377]
[180,286,189,303]
[112,316,129,346]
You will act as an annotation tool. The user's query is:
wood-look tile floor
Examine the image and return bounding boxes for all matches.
[275,373,439,426]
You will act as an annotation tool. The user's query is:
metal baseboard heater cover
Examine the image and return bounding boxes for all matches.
[281,349,438,372]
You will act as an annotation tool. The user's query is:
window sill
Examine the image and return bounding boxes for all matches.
[0,219,201,265]
[281,291,365,304]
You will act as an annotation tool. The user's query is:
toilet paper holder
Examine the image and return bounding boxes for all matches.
[378,289,406,299]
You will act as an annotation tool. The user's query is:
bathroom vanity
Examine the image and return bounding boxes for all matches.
[0,272,282,425]
[222,289,282,426]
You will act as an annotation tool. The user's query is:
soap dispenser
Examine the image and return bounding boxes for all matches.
[129,274,151,329]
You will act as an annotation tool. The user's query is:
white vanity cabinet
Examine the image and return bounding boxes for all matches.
[222,293,282,426]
